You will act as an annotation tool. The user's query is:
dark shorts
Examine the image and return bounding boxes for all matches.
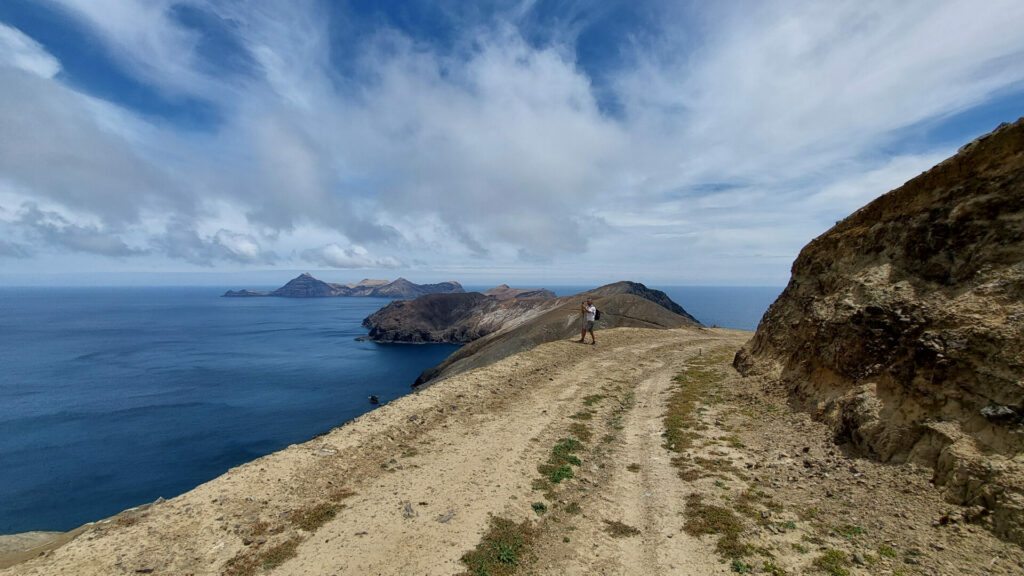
[584,320,595,330]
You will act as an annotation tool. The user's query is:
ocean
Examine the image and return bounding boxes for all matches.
[0,284,780,534]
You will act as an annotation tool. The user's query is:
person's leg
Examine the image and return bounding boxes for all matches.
[588,328,596,344]
[578,324,585,342]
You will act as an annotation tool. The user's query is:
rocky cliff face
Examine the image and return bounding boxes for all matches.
[735,119,1024,544]
[362,292,526,343]
[222,274,464,299]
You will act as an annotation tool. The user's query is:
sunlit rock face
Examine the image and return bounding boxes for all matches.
[735,119,1024,545]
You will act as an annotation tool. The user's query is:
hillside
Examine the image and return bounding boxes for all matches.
[4,328,1022,575]
[735,118,1024,545]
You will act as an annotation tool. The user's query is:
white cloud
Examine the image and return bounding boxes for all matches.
[0,22,60,77]
[303,243,402,269]
[2,1,1024,285]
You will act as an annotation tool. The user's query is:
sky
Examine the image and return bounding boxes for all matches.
[1,0,1022,288]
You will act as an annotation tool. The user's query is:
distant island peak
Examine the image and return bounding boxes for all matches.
[222,273,465,299]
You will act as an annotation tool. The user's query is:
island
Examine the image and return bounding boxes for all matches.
[222,273,464,299]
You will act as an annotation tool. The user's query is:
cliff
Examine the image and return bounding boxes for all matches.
[222,274,464,299]
[734,118,1024,544]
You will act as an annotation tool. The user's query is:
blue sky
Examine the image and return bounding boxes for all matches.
[1,0,1022,287]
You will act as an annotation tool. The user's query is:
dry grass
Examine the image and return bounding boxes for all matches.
[683,494,752,561]
[568,422,592,442]
[603,520,641,538]
[290,502,342,532]
[222,537,302,576]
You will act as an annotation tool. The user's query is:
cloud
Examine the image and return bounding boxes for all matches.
[214,229,272,264]
[15,203,143,257]
[0,22,60,77]
[1,1,1023,284]
[151,220,276,266]
[302,244,402,269]
[0,66,182,225]
[0,239,31,258]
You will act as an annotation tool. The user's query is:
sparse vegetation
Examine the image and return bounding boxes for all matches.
[546,465,574,483]
[459,517,535,576]
[531,502,547,515]
[835,524,866,539]
[812,549,850,576]
[664,362,724,457]
[538,437,583,485]
[290,502,340,532]
[568,422,592,442]
[731,558,753,573]
[603,519,640,537]
[627,463,640,473]
[223,537,302,576]
[683,493,751,560]
[115,515,140,528]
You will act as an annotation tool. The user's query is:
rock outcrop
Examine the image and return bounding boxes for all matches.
[222,274,464,299]
[735,119,1024,544]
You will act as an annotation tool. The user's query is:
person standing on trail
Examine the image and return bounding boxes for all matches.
[578,298,597,345]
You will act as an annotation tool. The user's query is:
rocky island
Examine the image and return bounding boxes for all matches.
[222,273,464,299]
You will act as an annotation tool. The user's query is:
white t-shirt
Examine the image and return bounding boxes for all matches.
[584,304,596,322]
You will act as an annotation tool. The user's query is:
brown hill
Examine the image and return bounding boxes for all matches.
[735,118,1024,544]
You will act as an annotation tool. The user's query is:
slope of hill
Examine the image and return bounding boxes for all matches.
[735,118,1024,544]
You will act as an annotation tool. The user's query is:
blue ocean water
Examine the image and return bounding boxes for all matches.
[0,284,780,535]
[0,287,458,534]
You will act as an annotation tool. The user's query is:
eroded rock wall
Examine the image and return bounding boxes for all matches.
[735,119,1024,544]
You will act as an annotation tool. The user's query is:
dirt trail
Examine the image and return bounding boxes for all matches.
[3,327,1023,575]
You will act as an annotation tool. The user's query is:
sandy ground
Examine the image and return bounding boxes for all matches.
[2,326,1023,575]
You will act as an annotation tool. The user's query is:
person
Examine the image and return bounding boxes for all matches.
[578,298,597,345]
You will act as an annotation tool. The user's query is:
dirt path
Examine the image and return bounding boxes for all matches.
[3,326,1023,575]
